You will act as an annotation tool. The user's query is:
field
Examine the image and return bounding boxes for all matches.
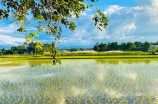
[0,51,158,60]
[0,58,158,104]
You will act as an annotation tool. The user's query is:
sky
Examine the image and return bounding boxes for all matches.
[1,0,158,49]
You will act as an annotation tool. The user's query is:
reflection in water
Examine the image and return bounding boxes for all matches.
[0,59,158,104]
[95,59,154,65]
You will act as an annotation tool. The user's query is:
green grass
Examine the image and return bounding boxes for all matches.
[0,51,157,59]
[59,51,149,56]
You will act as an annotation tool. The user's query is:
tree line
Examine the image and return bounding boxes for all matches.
[0,42,93,55]
[93,41,157,52]
[0,42,51,55]
[0,41,158,55]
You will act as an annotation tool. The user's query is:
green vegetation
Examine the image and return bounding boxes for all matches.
[59,51,149,56]
[0,0,109,64]
[93,41,157,52]
[149,45,157,55]
[0,52,158,60]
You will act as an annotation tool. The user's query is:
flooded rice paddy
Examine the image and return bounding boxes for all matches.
[0,59,158,104]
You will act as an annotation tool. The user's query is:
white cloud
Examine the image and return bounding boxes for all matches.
[104,5,124,15]
[133,6,144,10]
[81,12,87,16]
[0,24,16,34]
[102,0,158,42]
[0,34,25,46]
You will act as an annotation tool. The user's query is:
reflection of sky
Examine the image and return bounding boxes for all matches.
[0,59,158,103]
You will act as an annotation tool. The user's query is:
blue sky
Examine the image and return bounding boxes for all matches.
[1,0,158,49]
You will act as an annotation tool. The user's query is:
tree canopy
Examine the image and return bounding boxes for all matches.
[0,0,109,64]
[93,41,153,52]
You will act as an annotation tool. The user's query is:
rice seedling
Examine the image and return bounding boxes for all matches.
[0,59,158,103]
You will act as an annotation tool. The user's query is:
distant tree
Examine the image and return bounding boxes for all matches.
[70,48,80,52]
[2,48,7,54]
[80,48,86,51]
[17,45,26,54]
[28,41,43,54]
[134,41,142,51]
[11,46,18,53]
[111,42,118,50]
[149,45,157,54]
[107,42,111,50]
[43,44,52,52]
[142,41,151,52]
[152,41,158,45]
[6,50,12,54]
[98,43,107,51]
[119,42,126,51]
[126,42,136,51]
[93,42,99,51]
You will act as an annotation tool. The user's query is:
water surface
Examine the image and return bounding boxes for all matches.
[0,59,158,104]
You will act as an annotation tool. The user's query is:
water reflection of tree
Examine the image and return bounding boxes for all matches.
[28,60,53,67]
[95,59,158,65]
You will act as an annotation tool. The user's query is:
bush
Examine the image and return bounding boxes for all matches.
[0,53,3,56]
[149,46,157,55]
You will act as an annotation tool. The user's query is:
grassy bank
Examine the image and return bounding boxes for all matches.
[59,51,150,56]
[0,52,158,59]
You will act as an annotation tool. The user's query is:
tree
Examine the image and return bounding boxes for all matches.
[80,48,86,51]
[11,46,18,53]
[142,41,151,52]
[126,42,136,51]
[93,42,99,51]
[119,42,126,51]
[149,45,157,54]
[70,48,80,51]
[27,41,43,54]
[134,41,142,51]
[107,42,112,50]
[0,0,109,64]
[110,42,118,50]
[2,48,7,54]
[98,43,107,51]
[43,44,52,52]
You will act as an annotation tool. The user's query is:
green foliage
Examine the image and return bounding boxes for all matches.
[142,41,151,52]
[0,0,109,65]
[2,48,7,54]
[27,32,39,42]
[70,48,81,52]
[0,0,108,40]
[149,45,157,55]
[50,42,61,65]
[126,42,136,51]
[94,41,152,52]
[17,27,26,33]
